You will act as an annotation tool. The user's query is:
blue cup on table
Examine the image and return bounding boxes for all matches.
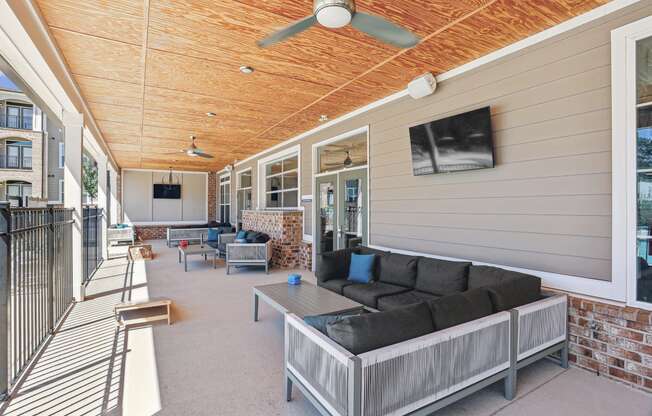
[288,273,302,285]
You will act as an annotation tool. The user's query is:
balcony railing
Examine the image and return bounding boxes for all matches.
[0,155,32,170]
[82,206,103,284]
[0,205,75,396]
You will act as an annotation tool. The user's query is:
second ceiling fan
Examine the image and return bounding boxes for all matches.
[257,0,420,49]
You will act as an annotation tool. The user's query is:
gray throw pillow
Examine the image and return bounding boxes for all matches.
[427,288,493,330]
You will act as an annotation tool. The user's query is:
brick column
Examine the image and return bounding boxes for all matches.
[242,210,304,269]
[208,172,217,221]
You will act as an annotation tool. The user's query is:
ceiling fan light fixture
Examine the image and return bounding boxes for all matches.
[343,151,353,167]
[315,1,353,29]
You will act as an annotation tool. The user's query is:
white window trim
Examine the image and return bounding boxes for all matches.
[58,142,64,168]
[612,15,652,310]
[256,144,301,210]
[219,172,231,223]
[235,167,253,224]
[58,178,64,203]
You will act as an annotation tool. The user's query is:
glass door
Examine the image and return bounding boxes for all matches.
[338,169,367,249]
[316,175,337,255]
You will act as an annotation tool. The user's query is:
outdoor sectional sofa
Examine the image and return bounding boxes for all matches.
[284,246,568,416]
[166,222,234,247]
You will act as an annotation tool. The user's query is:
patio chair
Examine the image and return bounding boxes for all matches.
[223,231,272,274]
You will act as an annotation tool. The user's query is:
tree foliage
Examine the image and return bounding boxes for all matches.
[82,156,98,199]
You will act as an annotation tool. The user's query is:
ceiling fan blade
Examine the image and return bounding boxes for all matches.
[257,15,317,47]
[194,151,214,159]
[351,12,419,49]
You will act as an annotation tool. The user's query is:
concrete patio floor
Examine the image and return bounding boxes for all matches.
[1,240,651,416]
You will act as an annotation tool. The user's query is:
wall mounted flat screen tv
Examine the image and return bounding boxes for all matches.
[409,106,494,176]
[153,184,181,199]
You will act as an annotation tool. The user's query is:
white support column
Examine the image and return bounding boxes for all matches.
[109,167,119,225]
[63,110,84,301]
[97,151,108,260]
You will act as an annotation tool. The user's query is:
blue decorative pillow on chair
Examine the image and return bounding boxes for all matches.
[236,230,247,240]
[207,228,220,242]
[347,253,375,283]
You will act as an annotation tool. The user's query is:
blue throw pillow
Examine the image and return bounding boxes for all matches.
[207,228,220,242]
[236,230,247,239]
[348,253,375,283]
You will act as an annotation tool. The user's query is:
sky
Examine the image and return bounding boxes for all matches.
[0,71,20,92]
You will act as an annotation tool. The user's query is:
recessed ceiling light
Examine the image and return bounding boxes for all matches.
[206,112,216,117]
[239,66,254,74]
[319,115,329,122]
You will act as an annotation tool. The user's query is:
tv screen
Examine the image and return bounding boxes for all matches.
[409,106,494,175]
[153,184,181,199]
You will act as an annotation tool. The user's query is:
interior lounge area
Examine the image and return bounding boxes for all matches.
[1,1,652,415]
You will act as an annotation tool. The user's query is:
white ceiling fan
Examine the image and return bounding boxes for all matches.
[167,135,214,159]
[257,0,420,49]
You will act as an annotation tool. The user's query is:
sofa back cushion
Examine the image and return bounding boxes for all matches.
[356,246,388,280]
[468,265,541,311]
[244,231,270,243]
[326,302,435,354]
[427,288,493,330]
[377,253,419,288]
[415,257,470,296]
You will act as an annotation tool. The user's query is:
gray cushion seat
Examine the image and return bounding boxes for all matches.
[468,265,541,311]
[319,278,356,295]
[377,290,440,311]
[342,281,410,308]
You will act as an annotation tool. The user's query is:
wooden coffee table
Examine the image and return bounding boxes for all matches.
[178,245,217,272]
[253,281,364,321]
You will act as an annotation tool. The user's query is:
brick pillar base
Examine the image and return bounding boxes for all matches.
[242,210,305,269]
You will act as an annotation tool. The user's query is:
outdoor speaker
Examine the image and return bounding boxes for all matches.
[408,73,437,99]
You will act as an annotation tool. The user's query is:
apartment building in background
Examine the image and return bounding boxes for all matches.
[0,71,64,206]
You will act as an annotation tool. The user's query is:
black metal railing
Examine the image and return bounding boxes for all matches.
[0,205,74,398]
[82,206,103,283]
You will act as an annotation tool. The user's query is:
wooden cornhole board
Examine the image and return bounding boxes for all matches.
[114,297,172,327]
[128,244,153,261]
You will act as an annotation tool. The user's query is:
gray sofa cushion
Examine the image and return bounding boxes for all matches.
[303,310,368,335]
[468,266,541,311]
[378,253,419,288]
[427,288,494,330]
[342,282,410,308]
[356,246,388,279]
[415,257,470,296]
[326,302,435,354]
[377,290,439,311]
[316,248,357,283]
[318,278,356,295]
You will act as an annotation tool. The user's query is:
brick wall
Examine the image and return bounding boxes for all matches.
[207,172,217,221]
[134,225,167,241]
[242,210,304,269]
[566,294,652,392]
[299,240,312,270]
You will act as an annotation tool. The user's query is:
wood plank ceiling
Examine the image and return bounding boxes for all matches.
[34,0,609,171]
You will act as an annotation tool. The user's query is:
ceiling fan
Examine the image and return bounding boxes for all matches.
[167,136,214,159]
[257,0,420,49]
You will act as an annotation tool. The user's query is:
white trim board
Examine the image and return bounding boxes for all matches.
[368,244,623,303]
[611,14,652,310]
[256,144,301,210]
[233,0,641,170]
